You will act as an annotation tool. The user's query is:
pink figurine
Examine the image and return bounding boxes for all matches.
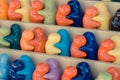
[32,62,49,80]
[83,6,100,29]
[70,35,87,58]
[8,0,22,20]
[20,30,34,51]
[62,66,78,80]
[98,39,115,62]
[56,4,73,26]
[30,0,44,23]
[28,27,46,53]
[107,67,120,80]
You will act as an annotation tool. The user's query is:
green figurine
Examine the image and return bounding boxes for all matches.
[38,0,57,24]
[0,27,10,47]
[95,72,112,80]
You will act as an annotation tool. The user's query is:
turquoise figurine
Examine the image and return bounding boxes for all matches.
[67,0,84,27]
[0,54,10,80]
[54,29,71,56]
[111,8,120,31]
[9,60,25,80]
[80,32,98,60]
[72,62,94,80]
[17,55,35,80]
[4,24,22,49]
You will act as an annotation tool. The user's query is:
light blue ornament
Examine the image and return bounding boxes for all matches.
[54,29,71,56]
[0,53,10,80]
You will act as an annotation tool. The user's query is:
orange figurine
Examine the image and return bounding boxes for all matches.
[8,0,22,21]
[0,0,8,20]
[83,6,100,29]
[62,66,77,80]
[56,4,73,26]
[107,67,120,80]
[70,35,87,58]
[28,27,46,53]
[20,30,34,51]
[30,0,44,23]
[98,39,115,62]
[32,62,49,80]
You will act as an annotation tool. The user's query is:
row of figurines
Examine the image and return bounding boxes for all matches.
[0,0,120,31]
[0,23,120,64]
[0,53,120,80]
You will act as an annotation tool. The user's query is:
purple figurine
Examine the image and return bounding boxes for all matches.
[44,58,62,80]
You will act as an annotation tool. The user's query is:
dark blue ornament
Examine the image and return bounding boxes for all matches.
[80,32,98,60]
[72,62,94,80]
[9,60,25,80]
[4,24,22,49]
[111,8,120,31]
[54,29,71,56]
[67,0,84,27]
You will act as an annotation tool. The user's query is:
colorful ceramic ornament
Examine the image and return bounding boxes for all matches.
[67,0,84,27]
[0,0,8,20]
[71,35,87,58]
[45,33,61,55]
[111,8,120,31]
[95,72,112,80]
[93,2,111,30]
[33,62,49,80]
[62,66,78,80]
[20,30,34,51]
[56,4,73,26]
[30,0,44,23]
[98,39,115,62]
[44,58,62,80]
[83,6,100,29]
[55,29,71,56]
[9,59,25,80]
[15,0,30,22]
[38,0,56,24]
[0,26,10,47]
[28,27,46,53]
[80,32,98,60]
[107,67,120,80]
[0,54,9,80]
[72,62,94,80]
[4,24,21,49]
[17,55,35,80]
[108,35,120,64]
[8,0,22,21]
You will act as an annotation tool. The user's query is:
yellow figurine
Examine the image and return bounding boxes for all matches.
[45,33,61,55]
[93,2,111,30]
[108,35,120,64]
[15,0,30,22]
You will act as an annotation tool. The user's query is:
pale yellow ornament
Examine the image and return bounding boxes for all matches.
[108,35,120,64]
[93,2,111,30]
[45,33,61,55]
[15,0,30,22]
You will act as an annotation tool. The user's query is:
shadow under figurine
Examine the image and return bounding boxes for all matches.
[72,62,94,80]
[111,8,120,31]
[4,24,22,49]
[0,54,10,80]
[67,0,84,27]
[80,32,98,60]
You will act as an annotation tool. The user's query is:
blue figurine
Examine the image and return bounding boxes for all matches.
[4,24,22,49]
[9,60,25,80]
[17,55,35,80]
[80,32,98,60]
[0,54,10,80]
[67,0,84,27]
[54,29,71,56]
[72,62,94,80]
